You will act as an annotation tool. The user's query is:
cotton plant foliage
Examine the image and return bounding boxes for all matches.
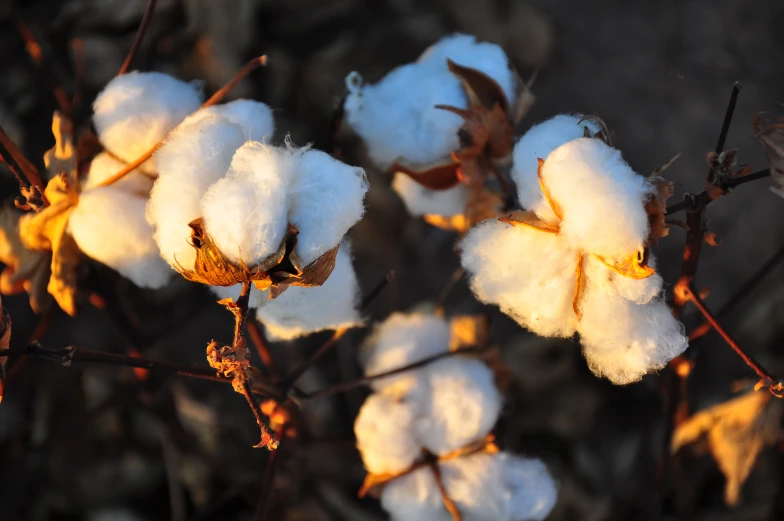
[354,310,557,521]
[345,33,522,228]
[148,109,367,296]
[461,118,688,384]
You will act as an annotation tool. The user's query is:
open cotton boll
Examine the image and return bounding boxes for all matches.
[504,455,558,521]
[148,115,246,269]
[461,219,578,338]
[381,467,452,521]
[287,148,367,265]
[82,152,154,194]
[392,173,469,217]
[93,72,202,174]
[70,187,171,288]
[578,257,687,384]
[344,33,514,168]
[255,245,362,340]
[201,142,289,265]
[355,393,421,475]
[542,138,652,258]
[362,312,450,396]
[415,358,501,455]
[182,99,274,141]
[611,253,662,304]
[511,114,601,223]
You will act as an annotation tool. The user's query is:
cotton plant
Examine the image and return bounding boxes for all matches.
[460,114,688,385]
[354,310,557,521]
[345,34,534,231]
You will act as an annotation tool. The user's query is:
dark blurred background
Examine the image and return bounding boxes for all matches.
[1,0,784,520]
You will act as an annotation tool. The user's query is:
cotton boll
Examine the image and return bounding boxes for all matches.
[461,219,578,338]
[542,138,652,258]
[511,114,600,223]
[362,312,450,396]
[255,245,361,341]
[416,358,501,455]
[148,115,246,269]
[578,257,687,384]
[381,467,452,521]
[82,152,154,194]
[355,393,421,475]
[201,142,289,265]
[93,72,202,174]
[70,187,171,288]
[392,173,469,217]
[504,455,558,521]
[287,148,367,265]
[611,253,662,304]
[344,34,514,168]
[182,100,274,141]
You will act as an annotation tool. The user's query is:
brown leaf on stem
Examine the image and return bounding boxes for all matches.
[753,113,784,197]
[43,111,76,181]
[645,176,674,246]
[594,250,656,280]
[705,231,722,247]
[392,159,462,191]
[448,315,489,352]
[18,174,83,315]
[499,209,559,234]
[672,390,782,505]
[445,59,509,114]
[0,205,52,312]
[0,305,11,403]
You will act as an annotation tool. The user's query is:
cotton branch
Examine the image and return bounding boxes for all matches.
[0,126,48,210]
[118,0,158,75]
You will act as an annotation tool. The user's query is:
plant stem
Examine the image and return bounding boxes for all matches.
[118,0,158,75]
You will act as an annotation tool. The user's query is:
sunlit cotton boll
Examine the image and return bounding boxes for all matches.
[254,245,362,340]
[93,71,202,174]
[69,187,171,288]
[460,219,578,338]
[541,138,653,258]
[392,173,469,217]
[81,152,154,194]
[611,253,662,304]
[362,311,451,397]
[182,99,275,141]
[512,114,601,223]
[577,256,687,384]
[345,33,515,168]
[354,393,420,475]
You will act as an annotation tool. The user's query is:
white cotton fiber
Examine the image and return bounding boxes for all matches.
[255,245,362,340]
[362,312,451,396]
[512,114,600,222]
[460,219,578,338]
[287,148,368,265]
[70,187,171,288]
[611,253,662,304]
[577,256,687,384]
[416,358,501,456]
[542,138,652,258]
[503,455,558,521]
[82,152,154,194]
[209,283,245,302]
[93,72,202,173]
[392,173,469,217]
[147,115,246,269]
[182,99,275,141]
[345,34,515,168]
[201,141,289,265]
[355,393,421,475]
[381,467,452,521]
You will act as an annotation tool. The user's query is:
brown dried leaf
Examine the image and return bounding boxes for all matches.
[705,231,722,247]
[49,231,83,316]
[43,111,76,180]
[753,113,784,197]
[464,183,503,228]
[672,390,782,505]
[510,68,536,125]
[423,214,468,233]
[645,176,675,245]
[391,159,461,191]
[0,205,52,312]
[446,59,510,114]
[449,315,489,352]
[594,251,656,280]
[499,209,559,234]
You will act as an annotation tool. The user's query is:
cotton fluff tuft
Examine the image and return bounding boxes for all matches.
[542,138,652,258]
[181,99,274,141]
[70,187,171,288]
[93,72,202,173]
[460,219,578,338]
[512,114,600,222]
[82,152,154,194]
[345,34,515,168]
[148,115,247,269]
[354,393,420,475]
[201,141,289,265]
[254,245,362,340]
[392,173,469,217]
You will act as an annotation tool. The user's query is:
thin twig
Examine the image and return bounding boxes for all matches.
[360,270,395,310]
[98,55,267,188]
[666,168,771,215]
[254,432,286,521]
[118,0,158,75]
[295,346,486,400]
[247,319,281,382]
[684,285,783,395]
[326,92,348,157]
[282,328,348,389]
[436,267,465,312]
[429,460,462,521]
[0,126,47,202]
